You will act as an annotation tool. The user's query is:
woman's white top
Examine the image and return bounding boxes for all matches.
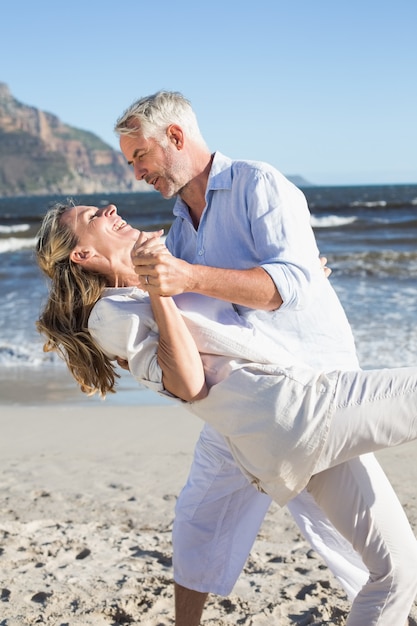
[89,288,340,506]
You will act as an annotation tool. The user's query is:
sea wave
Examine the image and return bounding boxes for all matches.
[0,237,37,254]
[350,200,387,208]
[0,224,30,234]
[311,215,357,228]
[329,249,417,277]
[0,342,60,367]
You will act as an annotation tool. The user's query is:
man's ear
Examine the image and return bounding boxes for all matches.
[70,247,94,265]
[167,124,184,149]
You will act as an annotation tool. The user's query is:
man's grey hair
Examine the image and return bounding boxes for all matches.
[114,90,207,148]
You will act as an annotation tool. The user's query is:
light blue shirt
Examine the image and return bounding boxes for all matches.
[166,152,359,370]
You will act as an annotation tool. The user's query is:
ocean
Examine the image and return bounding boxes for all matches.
[1,184,416,406]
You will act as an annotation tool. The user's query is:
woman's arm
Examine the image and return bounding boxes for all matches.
[149,293,208,402]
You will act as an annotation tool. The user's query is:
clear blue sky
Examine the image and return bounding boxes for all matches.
[2,0,416,185]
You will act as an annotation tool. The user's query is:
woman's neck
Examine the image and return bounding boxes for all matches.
[101,250,140,288]
[108,267,140,288]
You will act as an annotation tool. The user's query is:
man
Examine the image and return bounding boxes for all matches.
[114,91,370,625]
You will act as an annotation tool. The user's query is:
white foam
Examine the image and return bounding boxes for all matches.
[311,215,357,228]
[0,341,61,367]
[0,224,30,233]
[350,200,387,208]
[0,237,37,254]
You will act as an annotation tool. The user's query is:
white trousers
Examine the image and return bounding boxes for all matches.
[173,424,368,599]
[173,366,417,625]
[308,366,417,625]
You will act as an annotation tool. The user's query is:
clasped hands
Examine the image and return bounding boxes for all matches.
[131,230,192,296]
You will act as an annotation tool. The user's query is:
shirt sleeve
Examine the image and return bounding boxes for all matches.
[88,297,166,393]
[244,169,322,310]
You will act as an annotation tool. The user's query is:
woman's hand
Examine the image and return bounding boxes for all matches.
[116,356,129,371]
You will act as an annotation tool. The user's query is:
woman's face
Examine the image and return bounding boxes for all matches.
[61,204,140,280]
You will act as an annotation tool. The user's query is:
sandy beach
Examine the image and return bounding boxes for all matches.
[0,396,416,625]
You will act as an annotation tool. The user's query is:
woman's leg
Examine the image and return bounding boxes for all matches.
[288,482,368,600]
[315,366,417,473]
[307,454,417,625]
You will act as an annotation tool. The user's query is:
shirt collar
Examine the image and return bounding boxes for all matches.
[207,151,233,191]
[173,151,232,218]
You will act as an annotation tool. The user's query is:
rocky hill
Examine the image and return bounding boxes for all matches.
[0,83,149,197]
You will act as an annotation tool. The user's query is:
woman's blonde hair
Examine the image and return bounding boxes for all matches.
[36,202,119,396]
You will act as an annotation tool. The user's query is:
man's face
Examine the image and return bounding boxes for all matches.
[120,129,189,199]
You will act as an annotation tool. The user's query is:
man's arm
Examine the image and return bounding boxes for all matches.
[132,238,330,311]
[132,238,282,311]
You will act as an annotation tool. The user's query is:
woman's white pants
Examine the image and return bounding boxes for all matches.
[309,366,417,625]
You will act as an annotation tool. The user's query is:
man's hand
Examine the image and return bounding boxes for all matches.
[131,235,193,295]
[320,256,332,278]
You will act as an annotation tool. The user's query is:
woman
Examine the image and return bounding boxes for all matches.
[36,202,417,625]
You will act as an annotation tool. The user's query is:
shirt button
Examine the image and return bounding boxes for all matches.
[198,249,204,256]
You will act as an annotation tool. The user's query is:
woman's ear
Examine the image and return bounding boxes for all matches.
[70,247,94,265]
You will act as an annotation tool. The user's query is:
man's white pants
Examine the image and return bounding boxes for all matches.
[173,424,369,599]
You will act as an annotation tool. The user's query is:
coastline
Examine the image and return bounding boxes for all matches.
[0,378,416,624]
[0,365,172,407]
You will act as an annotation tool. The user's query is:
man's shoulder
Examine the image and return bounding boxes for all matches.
[231,157,290,188]
[211,151,292,192]
[217,152,280,176]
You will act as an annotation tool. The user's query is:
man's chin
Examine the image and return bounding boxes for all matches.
[159,190,175,199]
[159,186,181,200]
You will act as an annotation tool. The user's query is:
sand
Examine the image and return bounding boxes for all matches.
[0,400,416,625]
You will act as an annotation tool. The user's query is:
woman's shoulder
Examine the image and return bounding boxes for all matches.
[89,287,151,325]
[88,288,157,359]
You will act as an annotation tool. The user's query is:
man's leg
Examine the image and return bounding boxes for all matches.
[172,424,374,624]
[174,585,207,626]
[173,424,271,597]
